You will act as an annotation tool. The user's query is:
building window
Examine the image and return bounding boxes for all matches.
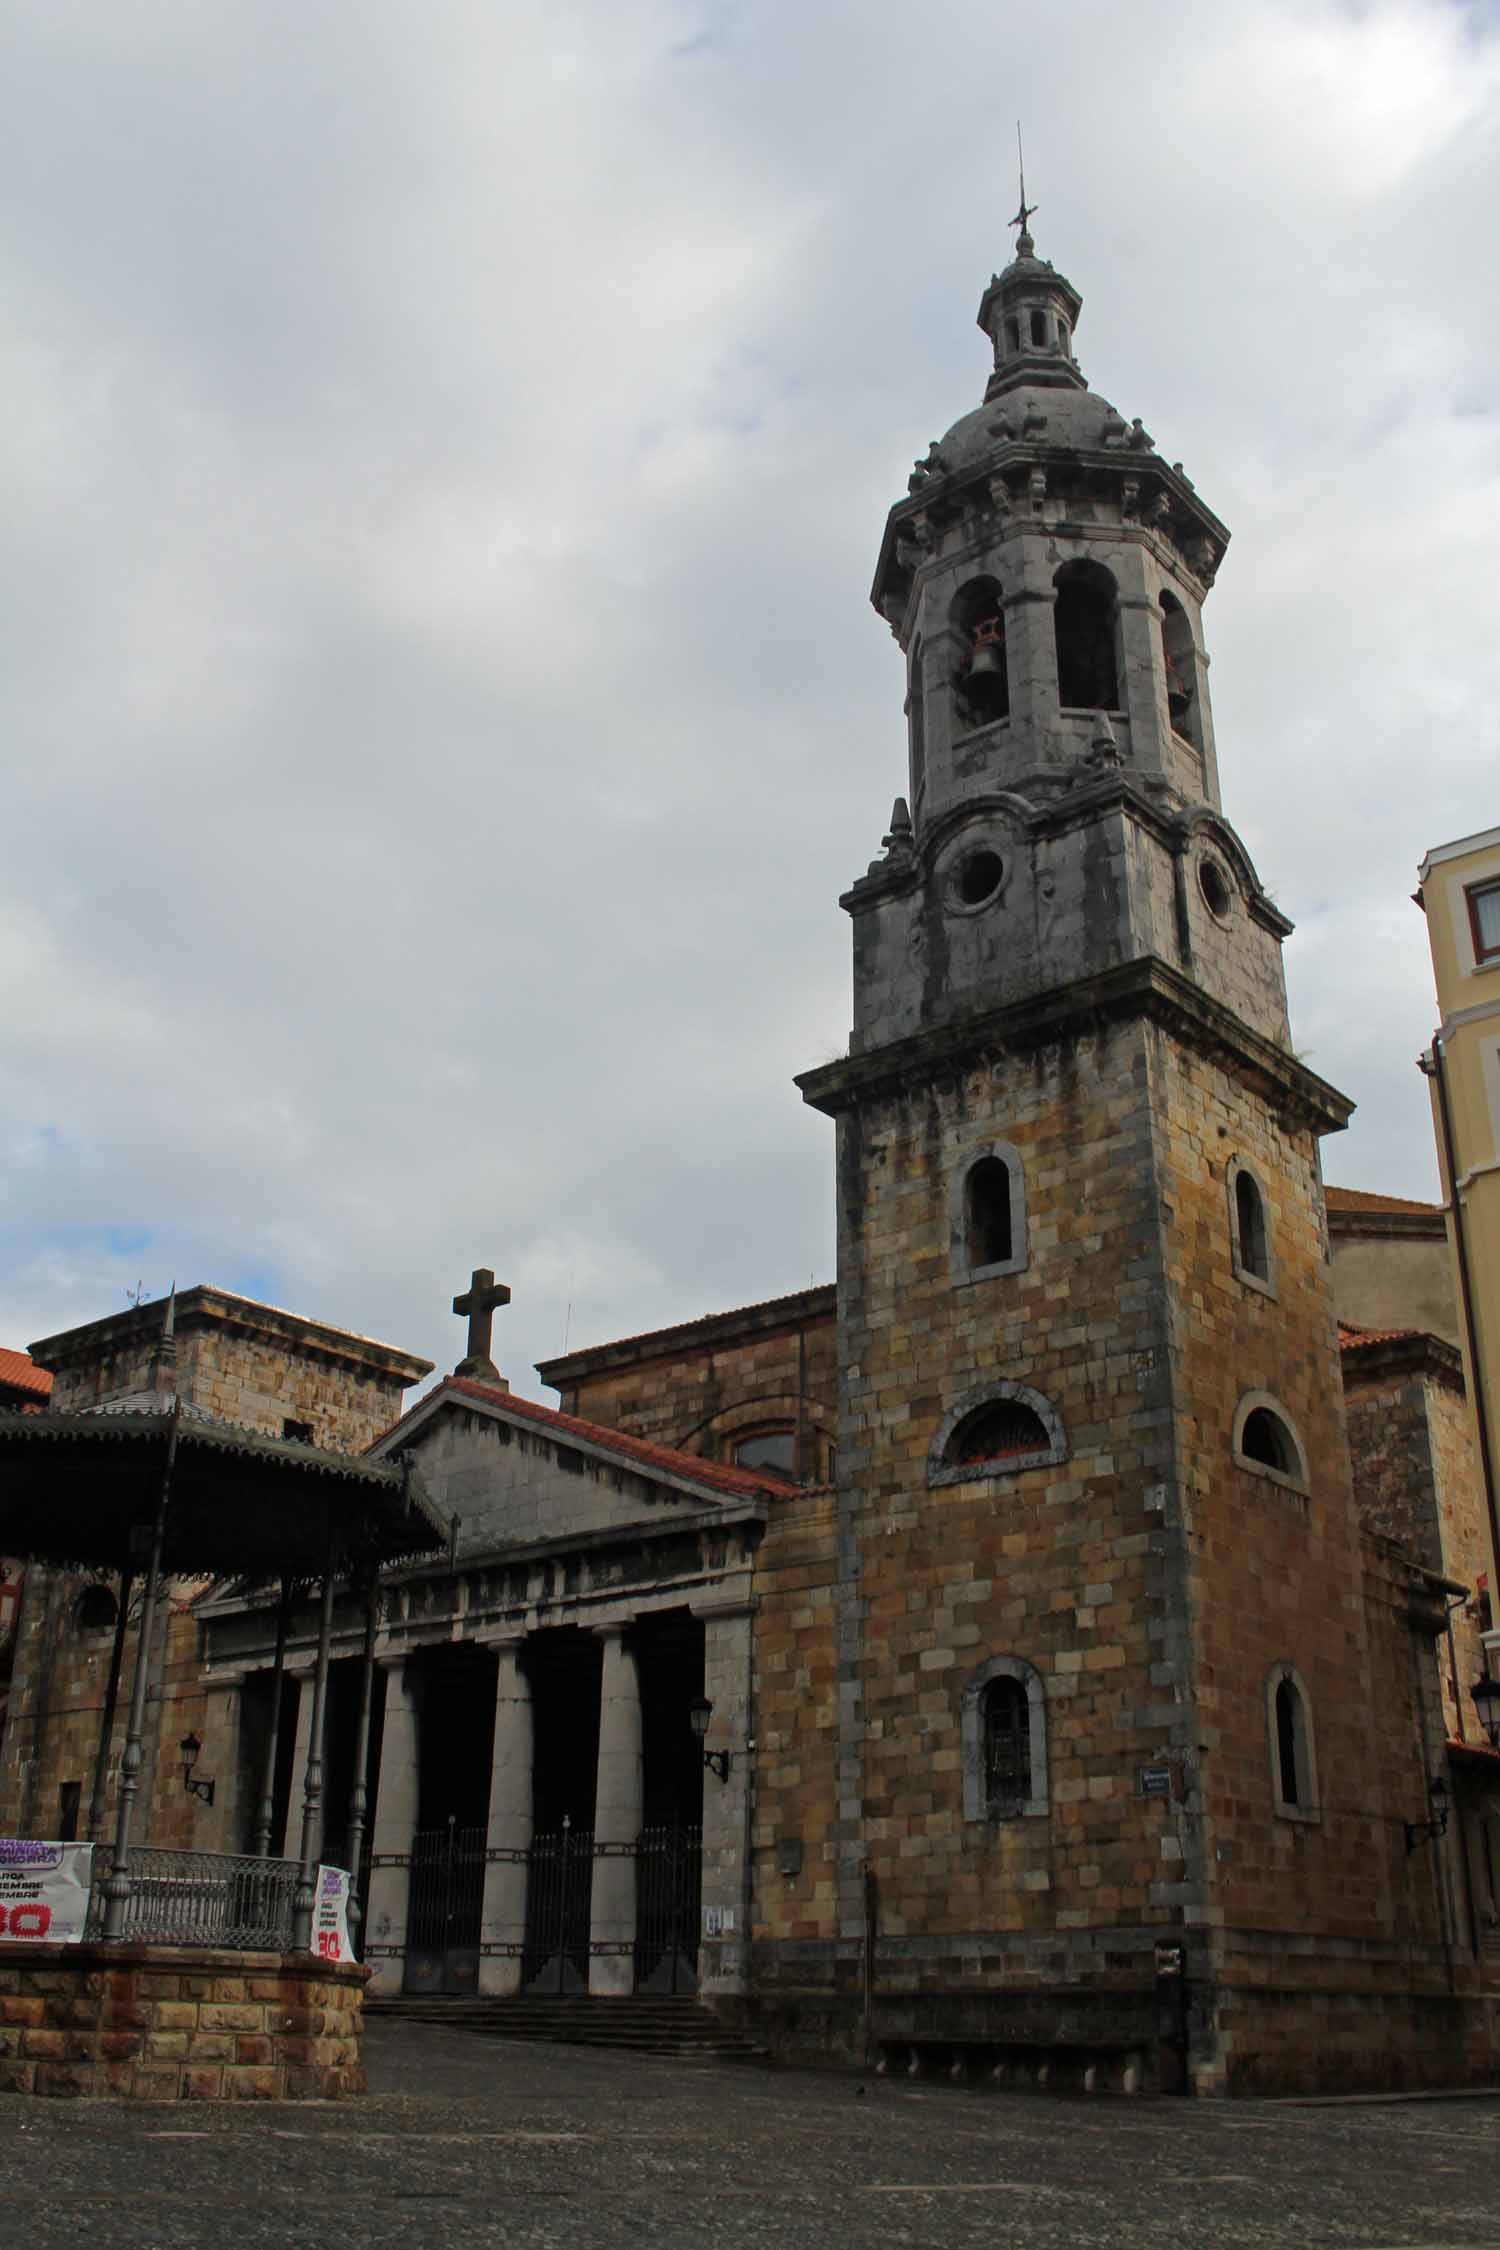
[1266,1663,1318,1820]
[1467,879,1500,965]
[282,1418,314,1445]
[1227,1158,1273,1292]
[58,1780,82,1843]
[949,1141,1028,1283]
[73,1583,119,1637]
[929,1382,1066,1488]
[1232,1393,1309,1495]
[961,1656,1048,1821]
[951,577,1009,727]
[1159,591,1197,740]
[908,640,926,805]
[733,1429,797,1478]
[1053,560,1119,711]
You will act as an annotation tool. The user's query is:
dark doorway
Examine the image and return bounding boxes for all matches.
[403,1645,498,1997]
[523,1631,602,1992]
[634,1612,705,1994]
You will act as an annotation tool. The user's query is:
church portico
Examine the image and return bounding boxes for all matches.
[200,1323,786,2006]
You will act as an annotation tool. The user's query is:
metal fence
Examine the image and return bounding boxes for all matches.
[85,1847,301,1951]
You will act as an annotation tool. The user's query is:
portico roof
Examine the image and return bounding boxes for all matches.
[0,1406,448,1575]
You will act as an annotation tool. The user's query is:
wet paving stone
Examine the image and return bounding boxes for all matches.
[1,2019,1498,2248]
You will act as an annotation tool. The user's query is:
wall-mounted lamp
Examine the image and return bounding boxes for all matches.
[1471,1673,1500,1750]
[689,1696,730,1784]
[1404,1771,1450,1854]
[180,1731,215,1808]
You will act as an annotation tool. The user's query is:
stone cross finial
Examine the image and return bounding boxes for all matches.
[452,1267,511,1385]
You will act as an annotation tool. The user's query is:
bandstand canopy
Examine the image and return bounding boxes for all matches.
[0,1405,447,1577]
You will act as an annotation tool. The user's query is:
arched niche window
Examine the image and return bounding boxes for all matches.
[1159,591,1197,739]
[907,640,927,804]
[950,576,1009,726]
[1232,1392,1309,1496]
[961,1656,1048,1821]
[1227,1158,1274,1294]
[73,1582,119,1637]
[733,1429,797,1478]
[1029,307,1048,348]
[929,1382,1066,1488]
[691,1393,837,1487]
[1053,560,1119,711]
[1266,1663,1319,1820]
[949,1141,1027,1283]
[1005,315,1021,354]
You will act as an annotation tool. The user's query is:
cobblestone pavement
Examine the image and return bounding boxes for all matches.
[3,2022,1499,2249]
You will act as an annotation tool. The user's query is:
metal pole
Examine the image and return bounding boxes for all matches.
[101,1401,181,1942]
[252,1576,295,1858]
[291,1524,338,1953]
[86,1568,135,1844]
[343,1568,380,1952]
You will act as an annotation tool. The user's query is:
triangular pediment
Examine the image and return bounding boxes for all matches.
[369,1377,780,1562]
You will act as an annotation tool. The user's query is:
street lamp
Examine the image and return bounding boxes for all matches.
[179,1731,215,1807]
[1471,1674,1500,1749]
[1404,1772,1451,1854]
[689,1696,730,1784]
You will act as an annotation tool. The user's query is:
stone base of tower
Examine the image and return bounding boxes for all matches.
[1203,1949,1500,2098]
[715,1943,1500,2096]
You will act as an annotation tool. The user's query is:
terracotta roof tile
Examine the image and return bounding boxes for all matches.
[1339,1323,1423,1349]
[0,1349,50,1401]
[393,1376,798,1503]
[1325,1186,1443,1218]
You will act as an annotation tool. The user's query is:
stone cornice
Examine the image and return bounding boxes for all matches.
[796,955,1353,1136]
[1341,1329,1466,1393]
[538,1282,835,1388]
[29,1285,433,1388]
[840,781,1292,941]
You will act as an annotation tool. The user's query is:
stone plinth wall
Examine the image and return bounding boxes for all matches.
[0,1943,366,2100]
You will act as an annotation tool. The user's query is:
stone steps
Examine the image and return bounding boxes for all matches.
[363,1993,766,2061]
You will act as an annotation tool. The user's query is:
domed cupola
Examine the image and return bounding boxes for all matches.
[977,216,1086,397]
[868,213,1233,851]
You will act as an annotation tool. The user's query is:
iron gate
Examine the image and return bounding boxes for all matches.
[403,1818,486,1996]
[522,1820,594,1993]
[635,1822,702,1994]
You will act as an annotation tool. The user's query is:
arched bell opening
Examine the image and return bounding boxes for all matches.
[907,639,927,808]
[1053,560,1120,713]
[950,576,1009,728]
[1159,590,1199,746]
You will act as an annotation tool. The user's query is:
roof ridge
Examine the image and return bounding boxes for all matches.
[398,1375,798,1502]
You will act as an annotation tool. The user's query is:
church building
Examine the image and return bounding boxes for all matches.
[5,221,1499,2097]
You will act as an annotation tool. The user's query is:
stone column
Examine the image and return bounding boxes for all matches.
[478,1637,532,1996]
[362,1657,420,1997]
[283,1670,315,1859]
[588,1627,642,1995]
[695,1599,755,1999]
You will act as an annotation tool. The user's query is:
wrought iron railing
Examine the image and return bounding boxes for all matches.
[85,1847,301,1952]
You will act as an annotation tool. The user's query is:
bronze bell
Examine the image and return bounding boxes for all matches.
[967,617,1006,682]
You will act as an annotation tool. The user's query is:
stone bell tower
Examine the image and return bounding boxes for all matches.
[793,219,1402,2095]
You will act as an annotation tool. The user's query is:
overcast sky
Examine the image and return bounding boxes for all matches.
[3,0,1498,1401]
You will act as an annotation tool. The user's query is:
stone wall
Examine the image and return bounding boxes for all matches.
[542,1297,838,1485]
[0,1944,365,2099]
[1345,1350,1489,1747]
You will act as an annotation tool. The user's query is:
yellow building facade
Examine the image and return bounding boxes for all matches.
[1419,825,1500,1613]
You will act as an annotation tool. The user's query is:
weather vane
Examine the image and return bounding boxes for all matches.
[1010,122,1037,249]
